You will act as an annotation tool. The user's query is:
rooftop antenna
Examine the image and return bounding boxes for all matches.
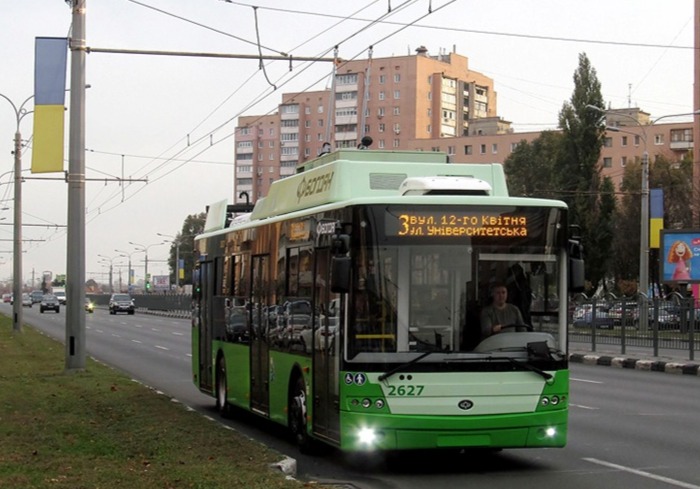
[627,83,632,108]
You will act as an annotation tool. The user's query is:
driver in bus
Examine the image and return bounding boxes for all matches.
[480,282,526,338]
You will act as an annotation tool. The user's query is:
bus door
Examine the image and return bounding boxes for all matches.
[312,247,341,442]
[250,254,271,415]
[197,260,214,392]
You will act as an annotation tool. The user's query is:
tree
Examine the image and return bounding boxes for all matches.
[557,53,614,289]
[611,153,694,290]
[166,212,206,288]
[504,131,565,198]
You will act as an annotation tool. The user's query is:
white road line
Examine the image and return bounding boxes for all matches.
[155,345,169,351]
[171,332,184,336]
[571,377,603,384]
[584,458,700,489]
[95,329,104,333]
[571,404,599,410]
[185,353,192,357]
[151,328,161,332]
[134,324,143,328]
[131,339,142,344]
[112,334,121,338]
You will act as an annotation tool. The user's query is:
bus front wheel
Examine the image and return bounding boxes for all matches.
[289,376,311,452]
[216,356,229,417]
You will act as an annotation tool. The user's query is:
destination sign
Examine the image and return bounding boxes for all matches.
[390,212,529,237]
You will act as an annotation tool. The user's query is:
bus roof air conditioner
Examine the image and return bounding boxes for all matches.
[399,176,492,196]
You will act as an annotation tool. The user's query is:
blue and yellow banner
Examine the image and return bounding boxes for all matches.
[32,37,68,173]
[649,188,664,249]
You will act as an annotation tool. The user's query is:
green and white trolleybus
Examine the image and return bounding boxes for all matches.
[192,149,584,453]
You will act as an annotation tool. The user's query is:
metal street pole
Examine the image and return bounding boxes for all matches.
[129,241,165,293]
[0,92,33,334]
[65,0,87,371]
[157,232,194,289]
[115,249,136,291]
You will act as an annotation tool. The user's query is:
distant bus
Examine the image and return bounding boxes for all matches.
[191,149,583,453]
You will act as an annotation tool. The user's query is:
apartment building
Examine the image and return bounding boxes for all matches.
[233,47,694,203]
[234,46,501,203]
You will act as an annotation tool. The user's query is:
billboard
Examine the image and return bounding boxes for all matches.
[660,229,700,284]
[152,275,170,289]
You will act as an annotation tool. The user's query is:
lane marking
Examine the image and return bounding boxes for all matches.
[571,404,599,410]
[112,334,121,338]
[131,339,142,344]
[155,345,169,351]
[151,328,161,332]
[171,332,184,336]
[584,458,700,489]
[95,329,104,333]
[571,377,603,384]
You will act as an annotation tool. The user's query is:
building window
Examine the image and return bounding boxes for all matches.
[603,137,612,148]
[318,133,323,141]
[305,134,311,142]
[379,123,385,133]
[305,107,311,114]
[603,157,612,168]
[480,144,486,154]
[318,105,324,113]
[427,124,431,133]
[379,91,385,100]
[464,145,472,155]
[492,143,498,154]
[305,148,311,157]
[447,146,455,155]
[393,90,400,99]
[269,153,274,160]
[427,108,431,117]
[621,156,627,167]
[237,141,252,149]
[305,120,310,128]
[393,139,400,148]
[393,106,400,116]
[379,75,386,84]
[621,136,628,146]
[394,74,400,83]
[393,123,400,133]
[377,107,385,117]
[654,134,664,145]
[318,119,323,127]
[635,135,641,146]
[269,141,274,148]
[240,127,250,135]
[378,139,385,148]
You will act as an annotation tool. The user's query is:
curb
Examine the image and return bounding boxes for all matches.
[569,353,700,376]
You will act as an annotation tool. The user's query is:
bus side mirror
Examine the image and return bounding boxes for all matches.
[331,256,351,294]
[568,239,585,292]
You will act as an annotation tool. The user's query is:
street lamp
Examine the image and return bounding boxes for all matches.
[156,232,195,289]
[0,92,33,334]
[97,254,121,294]
[115,248,139,292]
[588,105,700,329]
[128,241,166,293]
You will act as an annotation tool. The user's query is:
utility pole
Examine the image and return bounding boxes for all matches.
[65,0,87,371]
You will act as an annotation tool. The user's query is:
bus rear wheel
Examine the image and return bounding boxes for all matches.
[215,357,229,417]
[289,376,311,452]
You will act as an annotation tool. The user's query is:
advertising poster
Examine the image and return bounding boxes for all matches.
[660,230,700,284]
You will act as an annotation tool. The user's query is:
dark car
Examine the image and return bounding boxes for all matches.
[109,293,135,315]
[30,290,44,304]
[40,294,60,313]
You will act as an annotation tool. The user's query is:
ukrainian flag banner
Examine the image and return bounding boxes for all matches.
[32,37,68,174]
[649,188,664,249]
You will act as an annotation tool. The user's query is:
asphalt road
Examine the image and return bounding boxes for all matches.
[7,303,700,489]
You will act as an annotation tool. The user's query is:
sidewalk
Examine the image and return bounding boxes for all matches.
[568,344,700,376]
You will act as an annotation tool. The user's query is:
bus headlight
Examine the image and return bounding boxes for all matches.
[357,427,377,446]
[544,427,556,438]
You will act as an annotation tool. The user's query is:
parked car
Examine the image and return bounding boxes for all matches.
[40,294,60,313]
[21,293,32,308]
[84,298,95,313]
[109,293,135,315]
[572,304,614,329]
[2,293,11,303]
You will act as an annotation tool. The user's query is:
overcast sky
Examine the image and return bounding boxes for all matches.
[0,0,695,288]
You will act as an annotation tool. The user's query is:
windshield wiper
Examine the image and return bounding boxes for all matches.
[378,351,434,382]
[499,356,553,381]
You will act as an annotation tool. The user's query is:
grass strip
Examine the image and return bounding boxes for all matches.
[0,317,308,489]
